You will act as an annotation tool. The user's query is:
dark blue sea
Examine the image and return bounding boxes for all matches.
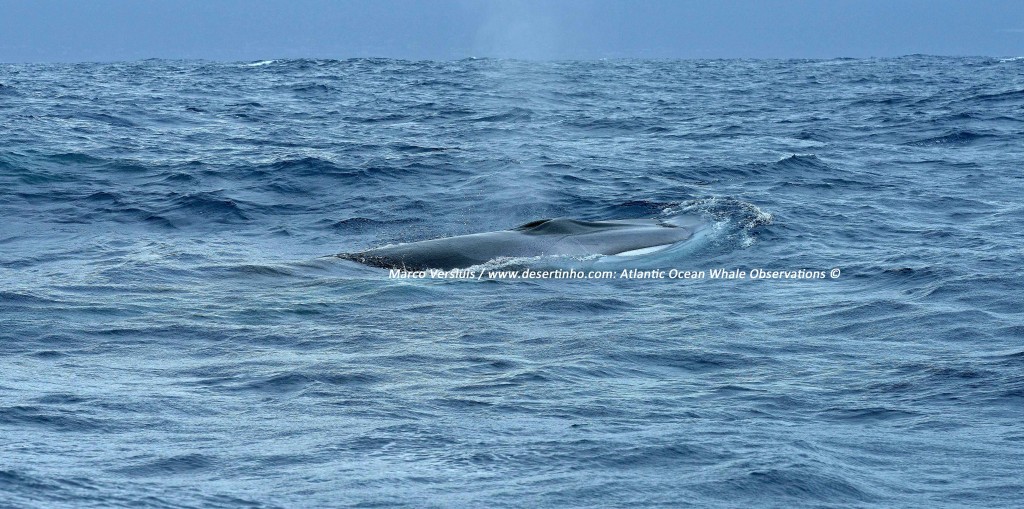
[1,57,1023,508]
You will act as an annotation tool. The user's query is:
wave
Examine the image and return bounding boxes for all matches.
[970,88,1024,103]
[162,191,250,223]
[113,453,215,476]
[389,143,452,153]
[773,153,829,170]
[289,83,336,96]
[322,217,397,231]
[694,465,878,503]
[0,405,105,432]
[75,112,137,128]
[259,156,374,181]
[45,152,105,165]
[472,107,533,123]
[905,129,994,146]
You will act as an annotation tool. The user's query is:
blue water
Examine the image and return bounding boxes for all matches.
[1,56,1023,508]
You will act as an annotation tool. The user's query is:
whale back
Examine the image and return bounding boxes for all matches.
[341,216,704,270]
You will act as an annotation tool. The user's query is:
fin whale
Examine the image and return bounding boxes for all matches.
[339,215,706,270]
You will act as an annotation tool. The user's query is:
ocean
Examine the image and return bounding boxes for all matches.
[1,56,1022,507]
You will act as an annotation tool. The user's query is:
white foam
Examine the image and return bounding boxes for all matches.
[612,244,673,257]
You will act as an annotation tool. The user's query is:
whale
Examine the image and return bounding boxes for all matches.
[338,215,706,270]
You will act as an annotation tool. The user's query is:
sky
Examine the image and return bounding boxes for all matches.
[0,0,1022,63]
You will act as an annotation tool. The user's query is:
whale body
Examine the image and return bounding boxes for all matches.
[338,215,706,270]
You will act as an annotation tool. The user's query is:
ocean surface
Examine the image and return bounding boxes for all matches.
[1,56,1022,508]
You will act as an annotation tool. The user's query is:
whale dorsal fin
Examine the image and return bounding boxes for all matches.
[515,218,667,235]
[514,218,554,230]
